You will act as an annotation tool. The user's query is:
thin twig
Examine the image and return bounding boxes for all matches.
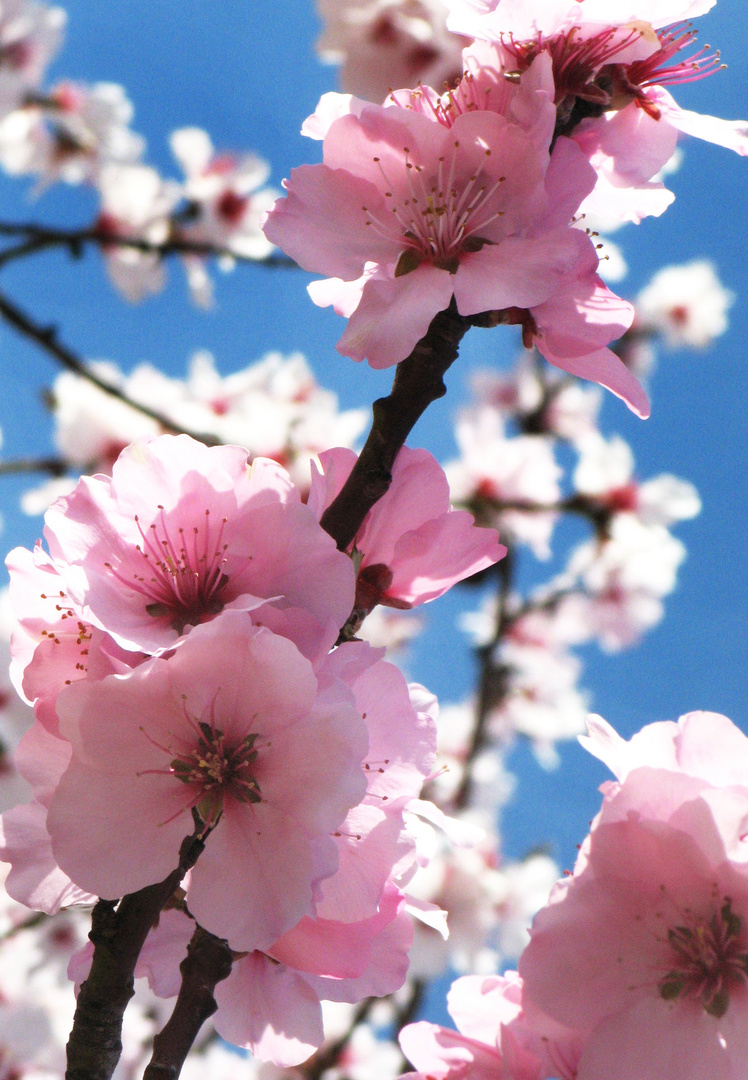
[0,221,297,268]
[301,999,375,1080]
[142,926,233,1080]
[0,287,221,445]
[65,825,206,1080]
[454,549,515,810]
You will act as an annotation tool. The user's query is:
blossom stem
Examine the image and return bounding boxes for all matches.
[0,286,221,445]
[142,926,233,1080]
[65,826,206,1080]
[320,301,473,551]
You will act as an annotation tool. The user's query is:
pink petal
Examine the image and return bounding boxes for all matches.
[337,265,453,368]
[214,952,324,1066]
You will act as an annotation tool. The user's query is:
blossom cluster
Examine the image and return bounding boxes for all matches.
[0,0,743,1076]
[441,347,699,768]
[21,348,368,512]
[266,0,746,416]
[0,432,503,1064]
[0,0,278,305]
[399,711,748,1080]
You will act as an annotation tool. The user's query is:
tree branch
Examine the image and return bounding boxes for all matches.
[0,221,297,268]
[0,287,221,445]
[142,926,233,1080]
[65,827,206,1080]
[320,301,473,551]
[0,455,68,477]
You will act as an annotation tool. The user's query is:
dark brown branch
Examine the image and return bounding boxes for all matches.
[0,455,68,477]
[0,221,297,268]
[0,234,62,269]
[320,301,473,551]
[65,828,206,1080]
[0,287,220,445]
[142,926,233,1080]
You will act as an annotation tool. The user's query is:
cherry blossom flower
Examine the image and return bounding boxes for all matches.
[399,971,582,1080]
[445,405,562,559]
[574,432,701,527]
[316,0,468,104]
[560,512,688,651]
[63,638,437,1064]
[407,824,558,977]
[116,887,413,1067]
[94,162,181,302]
[580,709,748,789]
[171,128,277,258]
[46,614,369,951]
[0,0,65,118]
[0,80,144,187]
[41,434,355,654]
[0,720,95,913]
[443,1,748,228]
[169,126,278,306]
[309,445,504,620]
[24,352,366,511]
[520,714,748,1080]
[489,640,590,764]
[635,259,735,348]
[44,360,161,474]
[264,63,601,368]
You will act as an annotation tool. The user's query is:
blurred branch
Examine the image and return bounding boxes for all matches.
[0,287,221,445]
[0,221,297,268]
[301,999,375,1080]
[454,549,515,810]
[0,455,68,477]
[142,926,233,1080]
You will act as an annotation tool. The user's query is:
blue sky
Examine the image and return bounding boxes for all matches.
[0,0,746,882]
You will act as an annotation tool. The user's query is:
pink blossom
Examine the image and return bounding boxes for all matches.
[215,887,413,1063]
[46,614,369,951]
[443,2,748,227]
[6,542,145,735]
[561,512,687,651]
[0,0,66,119]
[574,432,701,527]
[94,163,181,302]
[635,259,735,348]
[445,405,562,559]
[580,710,748,789]
[399,971,581,1080]
[42,434,355,654]
[520,747,748,1079]
[316,0,469,105]
[0,80,145,188]
[264,68,603,370]
[0,721,95,914]
[309,445,505,618]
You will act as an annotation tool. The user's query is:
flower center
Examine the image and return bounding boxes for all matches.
[363,146,504,276]
[105,505,238,634]
[170,721,262,826]
[659,897,748,1017]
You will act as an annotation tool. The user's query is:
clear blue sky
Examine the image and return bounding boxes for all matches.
[0,0,746,881]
